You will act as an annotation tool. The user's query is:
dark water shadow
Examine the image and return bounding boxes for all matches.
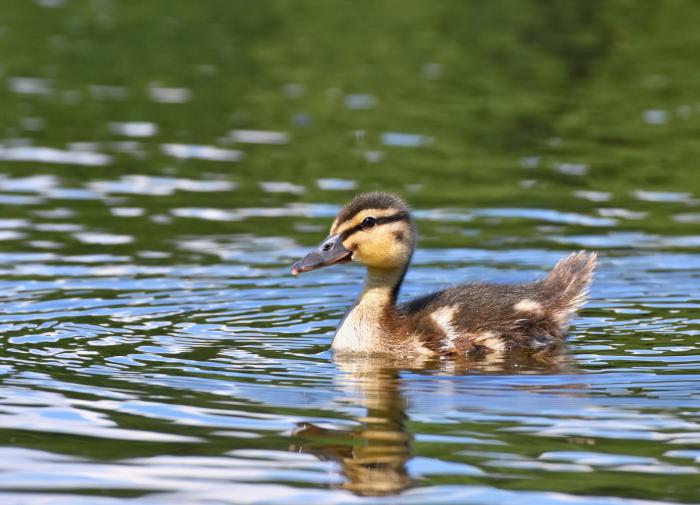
[291,350,577,496]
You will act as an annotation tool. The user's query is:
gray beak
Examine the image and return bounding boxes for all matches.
[291,234,352,276]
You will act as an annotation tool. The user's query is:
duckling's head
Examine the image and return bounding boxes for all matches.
[292,192,416,275]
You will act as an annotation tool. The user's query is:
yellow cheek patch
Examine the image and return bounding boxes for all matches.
[350,225,407,268]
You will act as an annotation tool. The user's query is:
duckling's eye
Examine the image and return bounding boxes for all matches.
[362,217,376,229]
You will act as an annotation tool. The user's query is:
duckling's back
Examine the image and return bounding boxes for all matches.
[401,251,597,354]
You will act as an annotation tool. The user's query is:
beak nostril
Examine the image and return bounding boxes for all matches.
[290,233,351,276]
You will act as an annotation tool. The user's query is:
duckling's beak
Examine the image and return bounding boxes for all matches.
[291,234,352,276]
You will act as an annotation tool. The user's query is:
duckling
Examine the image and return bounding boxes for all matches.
[291,192,596,356]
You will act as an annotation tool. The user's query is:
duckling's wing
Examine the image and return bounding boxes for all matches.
[401,251,596,352]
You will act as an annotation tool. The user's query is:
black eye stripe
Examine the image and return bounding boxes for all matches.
[375,212,409,226]
[340,212,409,240]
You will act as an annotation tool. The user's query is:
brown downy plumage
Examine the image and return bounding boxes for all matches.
[291,192,596,356]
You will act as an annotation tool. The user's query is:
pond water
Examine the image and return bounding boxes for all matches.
[0,1,699,504]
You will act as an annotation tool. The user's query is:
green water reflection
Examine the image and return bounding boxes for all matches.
[2,1,699,212]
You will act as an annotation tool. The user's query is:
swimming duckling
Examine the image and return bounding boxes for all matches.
[291,192,596,356]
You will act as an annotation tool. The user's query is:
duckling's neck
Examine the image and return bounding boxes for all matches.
[332,265,407,353]
[362,265,405,305]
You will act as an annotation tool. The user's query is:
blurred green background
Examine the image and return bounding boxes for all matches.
[1,0,699,250]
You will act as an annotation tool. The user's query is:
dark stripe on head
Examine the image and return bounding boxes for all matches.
[335,192,410,226]
[340,211,410,240]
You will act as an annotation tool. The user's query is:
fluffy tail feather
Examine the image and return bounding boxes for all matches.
[542,251,597,328]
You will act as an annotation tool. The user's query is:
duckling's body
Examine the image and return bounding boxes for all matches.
[292,193,596,357]
[332,251,595,356]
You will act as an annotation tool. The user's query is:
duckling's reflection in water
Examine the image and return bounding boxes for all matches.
[291,350,574,496]
[291,355,414,496]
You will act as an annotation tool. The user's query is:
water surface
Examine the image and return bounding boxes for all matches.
[0,1,699,504]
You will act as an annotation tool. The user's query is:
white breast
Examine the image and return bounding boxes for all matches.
[332,304,384,353]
